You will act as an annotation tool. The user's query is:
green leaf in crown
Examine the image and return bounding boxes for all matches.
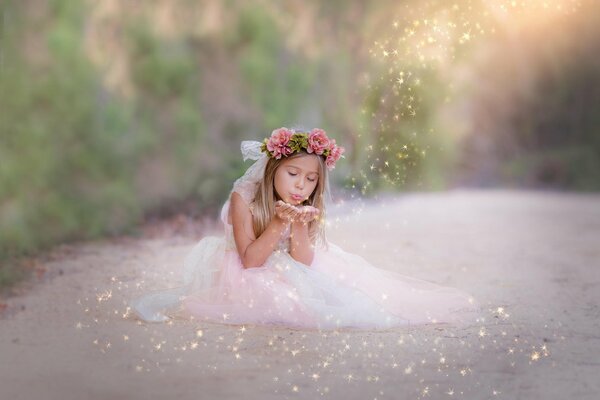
[260,139,272,157]
[289,132,308,153]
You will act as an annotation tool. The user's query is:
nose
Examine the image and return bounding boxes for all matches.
[295,178,304,190]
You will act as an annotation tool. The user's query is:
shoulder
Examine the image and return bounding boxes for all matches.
[230,191,256,218]
[232,182,257,204]
[230,191,249,210]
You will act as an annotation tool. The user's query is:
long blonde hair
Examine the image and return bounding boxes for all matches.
[252,151,328,249]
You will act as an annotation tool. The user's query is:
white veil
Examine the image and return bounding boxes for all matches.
[233,140,269,195]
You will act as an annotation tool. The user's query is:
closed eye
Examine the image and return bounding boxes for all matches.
[288,172,317,182]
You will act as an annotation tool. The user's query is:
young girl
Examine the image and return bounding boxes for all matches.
[130,127,481,330]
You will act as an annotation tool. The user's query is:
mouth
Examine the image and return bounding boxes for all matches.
[290,194,304,202]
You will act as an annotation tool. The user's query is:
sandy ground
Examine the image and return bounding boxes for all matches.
[1,189,599,400]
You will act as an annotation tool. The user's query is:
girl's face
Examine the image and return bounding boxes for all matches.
[274,154,320,205]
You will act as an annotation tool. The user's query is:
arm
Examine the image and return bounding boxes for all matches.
[230,192,289,269]
[289,220,315,266]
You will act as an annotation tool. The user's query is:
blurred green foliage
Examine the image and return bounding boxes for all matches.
[356,64,454,194]
[232,7,317,129]
[0,1,316,288]
[1,1,140,257]
[0,0,598,290]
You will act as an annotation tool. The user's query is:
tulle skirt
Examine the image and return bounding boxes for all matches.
[129,236,481,331]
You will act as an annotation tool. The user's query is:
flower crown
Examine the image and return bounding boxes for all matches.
[259,127,345,170]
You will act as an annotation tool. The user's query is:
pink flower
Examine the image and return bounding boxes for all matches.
[307,128,330,155]
[325,140,345,169]
[267,128,294,159]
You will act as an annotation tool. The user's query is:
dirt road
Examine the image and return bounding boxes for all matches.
[1,189,599,399]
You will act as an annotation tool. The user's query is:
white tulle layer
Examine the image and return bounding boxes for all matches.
[129,235,481,331]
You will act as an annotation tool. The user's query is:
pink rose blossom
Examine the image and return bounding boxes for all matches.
[325,140,345,169]
[267,128,293,159]
[307,128,330,155]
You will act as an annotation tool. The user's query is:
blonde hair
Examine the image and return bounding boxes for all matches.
[252,151,328,250]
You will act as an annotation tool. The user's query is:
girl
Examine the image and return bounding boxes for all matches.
[130,127,481,330]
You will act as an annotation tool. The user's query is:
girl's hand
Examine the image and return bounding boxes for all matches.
[275,200,302,222]
[296,205,320,224]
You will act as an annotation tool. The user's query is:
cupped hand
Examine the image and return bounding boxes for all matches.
[275,201,320,224]
[275,200,302,222]
[296,205,320,224]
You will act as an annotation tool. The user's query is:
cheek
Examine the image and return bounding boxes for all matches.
[274,172,290,192]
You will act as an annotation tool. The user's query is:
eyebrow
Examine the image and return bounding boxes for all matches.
[286,164,319,175]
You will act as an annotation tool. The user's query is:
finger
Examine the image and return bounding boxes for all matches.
[303,213,311,221]
[275,206,286,217]
[303,210,314,222]
[291,209,303,221]
[278,204,291,216]
[285,208,298,219]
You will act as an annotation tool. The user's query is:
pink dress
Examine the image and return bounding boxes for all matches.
[130,184,481,330]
